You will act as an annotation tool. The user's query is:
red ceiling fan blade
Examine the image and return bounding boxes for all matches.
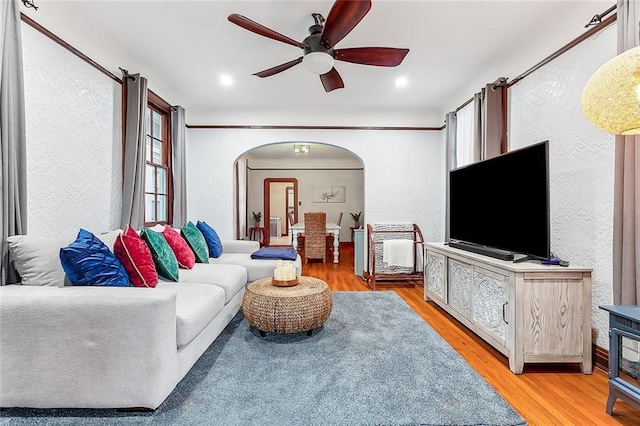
[228,14,308,49]
[320,68,345,92]
[253,57,303,78]
[334,47,410,67]
[321,0,372,49]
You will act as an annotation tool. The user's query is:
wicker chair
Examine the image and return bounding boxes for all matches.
[304,212,327,263]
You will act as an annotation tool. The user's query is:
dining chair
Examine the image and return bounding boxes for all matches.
[304,212,326,263]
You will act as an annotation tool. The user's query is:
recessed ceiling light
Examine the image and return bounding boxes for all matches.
[395,77,408,88]
[219,74,234,87]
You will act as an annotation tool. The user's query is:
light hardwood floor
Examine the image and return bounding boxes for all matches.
[297,243,640,426]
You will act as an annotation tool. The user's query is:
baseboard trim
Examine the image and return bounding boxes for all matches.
[594,344,609,372]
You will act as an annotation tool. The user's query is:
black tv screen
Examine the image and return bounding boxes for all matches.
[449,140,550,261]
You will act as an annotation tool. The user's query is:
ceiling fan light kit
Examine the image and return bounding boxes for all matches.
[582,45,640,135]
[228,0,409,92]
[303,52,335,75]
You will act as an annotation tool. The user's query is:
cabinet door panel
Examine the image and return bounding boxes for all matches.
[449,259,472,319]
[523,278,583,355]
[425,251,446,302]
[473,270,506,343]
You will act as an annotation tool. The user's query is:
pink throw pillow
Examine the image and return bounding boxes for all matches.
[162,225,196,269]
[113,225,158,288]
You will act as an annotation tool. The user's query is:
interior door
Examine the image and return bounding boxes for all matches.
[264,178,298,245]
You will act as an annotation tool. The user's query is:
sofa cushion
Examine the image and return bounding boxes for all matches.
[140,228,179,282]
[197,221,223,258]
[59,229,129,287]
[156,282,225,349]
[95,229,123,251]
[114,225,158,288]
[172,263,247,304]
[6,235,73,286]
[162,225,195,269]
[180,222,209,264]
[208,253,302,283]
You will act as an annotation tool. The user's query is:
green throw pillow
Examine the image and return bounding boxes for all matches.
[181,222,209,263]
[140,228,179,281]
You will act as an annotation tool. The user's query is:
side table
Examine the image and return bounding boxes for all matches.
[600,305,640,415]
[242,276,332,336]
[249,226,264,246]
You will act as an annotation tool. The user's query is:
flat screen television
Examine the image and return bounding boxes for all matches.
[448,140,550,261]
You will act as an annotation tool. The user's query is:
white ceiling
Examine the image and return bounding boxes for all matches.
[22,0,611,127]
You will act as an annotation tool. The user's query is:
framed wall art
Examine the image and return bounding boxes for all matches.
[313,186,346,203]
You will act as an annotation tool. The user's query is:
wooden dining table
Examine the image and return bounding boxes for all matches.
[290,222,341,263]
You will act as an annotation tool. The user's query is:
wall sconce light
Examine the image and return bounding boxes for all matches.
[293,144,310,155]
[582,45,640,135]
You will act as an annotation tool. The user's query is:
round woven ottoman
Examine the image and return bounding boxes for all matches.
[242,276,333,336]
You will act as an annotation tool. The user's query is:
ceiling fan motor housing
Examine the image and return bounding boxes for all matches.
[303,25,334,56]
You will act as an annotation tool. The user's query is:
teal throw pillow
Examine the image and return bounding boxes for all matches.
[140,228,179,281]
[181,222,209,263]
[197,220,223,258]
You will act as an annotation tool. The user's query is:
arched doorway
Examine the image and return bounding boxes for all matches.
[236,142,364,246]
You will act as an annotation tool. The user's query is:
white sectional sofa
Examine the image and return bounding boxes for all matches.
[0,231,301,410]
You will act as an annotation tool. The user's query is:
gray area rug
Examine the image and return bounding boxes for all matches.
[0,291,526,425]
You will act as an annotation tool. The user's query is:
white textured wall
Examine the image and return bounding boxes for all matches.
[509,25,616,348]
[186,128,444,246]
[22,24,122,238]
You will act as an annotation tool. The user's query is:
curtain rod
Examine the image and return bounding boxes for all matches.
[454,77,506,113]
[508,13,616,88]
[20,13,121,83]
[585,5,616,28]
[452,8,617,113]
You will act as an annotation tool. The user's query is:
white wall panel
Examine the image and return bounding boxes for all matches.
[509,25,616,348]
[186,128,444,246]
[22,24,122,238]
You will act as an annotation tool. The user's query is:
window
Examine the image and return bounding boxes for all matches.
[144,92,172,225]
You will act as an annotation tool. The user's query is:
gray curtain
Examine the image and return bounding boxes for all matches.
[1,0,27,285]
[472,92,483,162]
[171,105,187,228]
[613,0,640,304]
[235,157,248,240]
[120,73,148,230]
[481,80,506,160]
[444,111,457,241]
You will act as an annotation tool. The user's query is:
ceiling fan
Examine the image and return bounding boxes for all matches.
[228,0,409,92]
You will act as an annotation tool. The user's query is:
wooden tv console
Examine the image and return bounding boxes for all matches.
[424,242,592,374]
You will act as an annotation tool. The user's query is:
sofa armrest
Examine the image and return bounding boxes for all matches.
[0,285,179,409]
[222,239,259,254]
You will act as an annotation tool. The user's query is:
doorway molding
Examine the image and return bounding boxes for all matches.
[263,178,298,245]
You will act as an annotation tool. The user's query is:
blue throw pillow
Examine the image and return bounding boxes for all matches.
[197,220,223,258]
[59,229,129,287]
